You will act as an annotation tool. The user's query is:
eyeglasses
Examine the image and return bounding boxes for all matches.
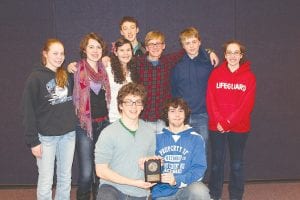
[226,51,241,56]
[122,99,143,106]
[147,42,164,48]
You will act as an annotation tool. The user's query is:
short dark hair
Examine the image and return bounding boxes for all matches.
[161,98,191,126]
[119,16,139,30]
[117,83,147,113]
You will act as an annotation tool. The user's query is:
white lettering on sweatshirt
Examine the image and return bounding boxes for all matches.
[216,82,246,92]
[159,145,189,156]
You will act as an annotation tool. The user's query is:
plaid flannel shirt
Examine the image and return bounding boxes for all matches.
[136,50,184,121]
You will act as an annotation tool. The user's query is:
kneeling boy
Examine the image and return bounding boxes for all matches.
[152,98,210,200]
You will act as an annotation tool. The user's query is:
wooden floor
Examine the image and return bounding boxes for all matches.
[0,181,299,200]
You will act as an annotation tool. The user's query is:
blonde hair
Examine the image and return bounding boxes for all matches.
[41,38,68,88]
[144,31,165,46]
[179,27,201,44]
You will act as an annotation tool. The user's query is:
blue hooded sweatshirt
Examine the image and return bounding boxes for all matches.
[171,47,213,114]
[152,126,207,199]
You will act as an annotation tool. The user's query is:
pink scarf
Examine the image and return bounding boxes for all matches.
[73,59,111,138]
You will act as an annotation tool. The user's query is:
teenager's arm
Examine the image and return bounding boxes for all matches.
[67,62,78,73]
[170,67,179,97]
[206,73,230,131]
[226,75,256,129]
[102,56,111,68]
[173,138,207,187]
[166,48,218,67]
[165,49,185,66]
[206,48,219,67]
[96,163,155,189]
[22,76,40,149]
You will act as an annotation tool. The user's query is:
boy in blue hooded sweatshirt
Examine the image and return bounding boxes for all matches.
[171,27,214,150]
[151,98,210,200]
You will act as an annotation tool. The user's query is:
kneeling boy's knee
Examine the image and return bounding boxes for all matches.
[188,182,210,200]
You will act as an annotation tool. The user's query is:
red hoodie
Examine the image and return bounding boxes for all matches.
[206,61,256,133]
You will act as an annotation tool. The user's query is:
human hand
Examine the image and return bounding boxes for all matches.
[138,155,163,170]
[101,56,111,67]
[67,62,78,73]
[209,51,219,67]
[161,173,176,186]
[31,144,42,158]
[133,179,156,189]
[217,122,225,133]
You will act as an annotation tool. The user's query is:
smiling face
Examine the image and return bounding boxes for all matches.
[225,43,243,69]
[43,42,65,72]
[120,21,139,43]
[146,38,165,61]
[168,106,185,129]
[182,36,201,59]
[119,94,144,121]
[115,43,133,66]
[85,38,103,64]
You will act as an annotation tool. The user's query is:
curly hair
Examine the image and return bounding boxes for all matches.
[117,83,147,113]
[110,38,139,84]
[161,98,191,126]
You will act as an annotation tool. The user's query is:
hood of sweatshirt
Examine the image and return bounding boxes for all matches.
[32,65,56,74]
[219,60,252,76]
[161,125,195,137]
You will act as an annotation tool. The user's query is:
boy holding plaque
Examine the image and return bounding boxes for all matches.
[94,83,156,200]
[151,98,210,200]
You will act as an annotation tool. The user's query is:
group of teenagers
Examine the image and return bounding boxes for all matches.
[22,16,256,200]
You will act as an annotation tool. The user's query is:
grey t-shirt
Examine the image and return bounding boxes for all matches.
[95,119,156,197]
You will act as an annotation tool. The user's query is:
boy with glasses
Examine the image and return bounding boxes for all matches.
[135,31,218,134]
[94,83,156,200]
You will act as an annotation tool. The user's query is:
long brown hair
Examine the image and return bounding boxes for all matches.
[110,38,139,84]
[42,38,68,88]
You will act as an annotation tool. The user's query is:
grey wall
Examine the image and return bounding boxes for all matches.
[0,0,299,184]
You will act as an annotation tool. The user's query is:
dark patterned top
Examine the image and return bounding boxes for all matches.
[136,50,184,121]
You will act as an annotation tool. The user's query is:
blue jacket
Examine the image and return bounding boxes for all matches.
[171,48,213,114]
[152,127,207,199]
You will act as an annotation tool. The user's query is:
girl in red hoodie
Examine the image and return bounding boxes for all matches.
[207,40,256,200]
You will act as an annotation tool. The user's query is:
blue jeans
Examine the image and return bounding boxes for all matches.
[37,131,76,200]
[156,182,210,200]
[97,184,147,200]
[76,120,110,193]
[189,113,209,147]
[208,131,248,200]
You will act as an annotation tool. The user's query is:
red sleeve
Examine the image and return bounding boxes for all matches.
[206,71,230,130]
[164,49,185,67]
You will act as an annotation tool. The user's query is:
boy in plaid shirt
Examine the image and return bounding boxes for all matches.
[135,31,218,133]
